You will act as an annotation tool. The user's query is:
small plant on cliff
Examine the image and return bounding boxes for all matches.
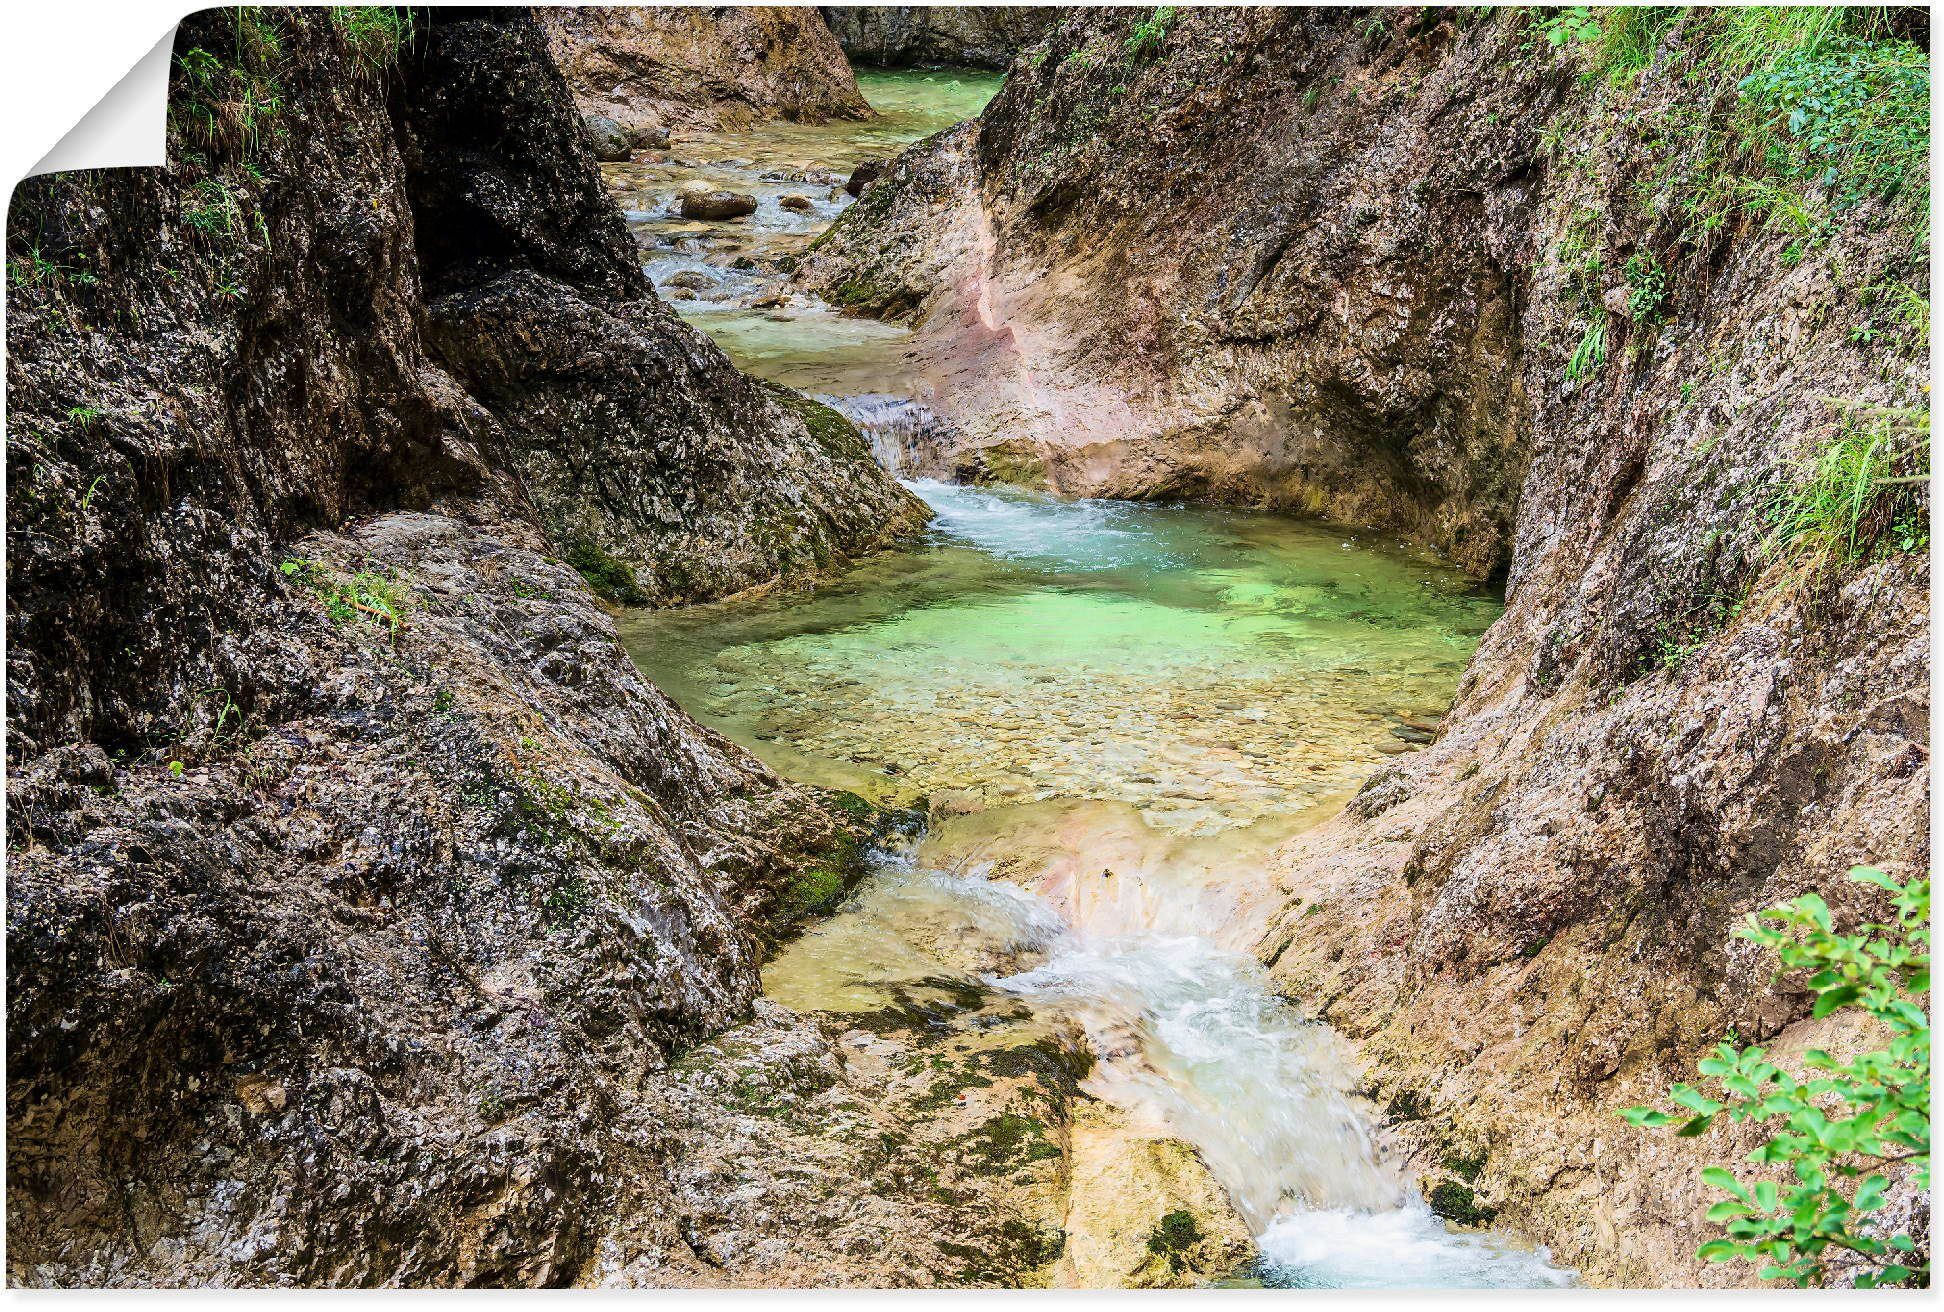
[1537,6,1603,50]
[1765,400,1930,569]
[1565,315,1607,382]
[1125,7,1177,61]
[281,558,411,638]
[1623,252,1669,325]
[332,7,414,76]
[1623,866,1929,1288]
[1736,34,1929,221]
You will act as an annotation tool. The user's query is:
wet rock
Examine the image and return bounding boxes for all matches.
[583,113,632,161]
[844,158,888,197]
[929,789,987,821]
[820,5,1060,70]
[4,10,924,1286]
[779,192,814,211]
[662,269,714,290]
[679,189,758,220]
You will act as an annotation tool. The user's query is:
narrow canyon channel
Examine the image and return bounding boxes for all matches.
[611,68,1572,1290]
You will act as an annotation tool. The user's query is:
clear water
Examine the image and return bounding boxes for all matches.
[619,487,1571,1288]
[602,68,1002,397]
[608,65,1573,1290]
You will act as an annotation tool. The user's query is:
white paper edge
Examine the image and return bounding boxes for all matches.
[30,25,178,179]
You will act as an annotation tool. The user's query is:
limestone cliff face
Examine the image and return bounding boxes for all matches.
[3,7,908,1286]
[538,5,869,140]
[820,6,1063,70]
[801,6,1929,1286]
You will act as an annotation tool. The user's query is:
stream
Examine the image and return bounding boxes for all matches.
[609,67,1575,1290]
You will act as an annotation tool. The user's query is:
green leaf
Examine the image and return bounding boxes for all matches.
[1812,984,1860,1018]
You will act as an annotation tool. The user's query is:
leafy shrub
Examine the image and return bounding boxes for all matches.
[1737,35,1929,218]
[1538,6,1603,49]
[1623,252,1668,324]
[1623,867,1929,1288]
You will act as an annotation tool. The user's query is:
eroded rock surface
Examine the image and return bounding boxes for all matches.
[401,12,929,606]
[4,7,913,1287]
[539,6,870,141]
[820,6,1064,71]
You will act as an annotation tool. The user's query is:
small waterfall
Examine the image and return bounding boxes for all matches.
[789,836,1579,1290]
[818,393,945,476]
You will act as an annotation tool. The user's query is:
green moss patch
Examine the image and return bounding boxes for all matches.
[1147,1208,1204,1270]
[956,1112,1062,1172]
[1428,1179,1497,1227]
[562,538,645,605]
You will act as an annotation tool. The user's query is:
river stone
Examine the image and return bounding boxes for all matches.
[680,189,758,220]
[779,193,814,211]
[844,158,888,197]
[584,113,632,161]
[663,270,714,291]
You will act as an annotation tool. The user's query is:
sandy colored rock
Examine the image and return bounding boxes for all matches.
[540,6,870,140]
[1054,1101,1254,1288]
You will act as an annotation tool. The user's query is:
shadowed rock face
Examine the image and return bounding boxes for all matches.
[800,6,1929,1285]
[820,6,1064,70]
[399,10,930,607]
[2,7,913,1286]
[538,5,870,140]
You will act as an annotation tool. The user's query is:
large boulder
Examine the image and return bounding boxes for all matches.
[820,6,1063,70]
[678,189,758,221]
[540,7,870,137]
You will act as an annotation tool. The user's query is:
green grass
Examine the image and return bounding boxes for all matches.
[1566,315,1607,382]
[1738,32,1929,220]
[171,8,289,157]
[1765,400,1929,569]
[331,7,414,75]
[1547,7,1930,248]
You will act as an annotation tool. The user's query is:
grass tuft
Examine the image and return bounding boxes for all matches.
[1765,400,1929,570]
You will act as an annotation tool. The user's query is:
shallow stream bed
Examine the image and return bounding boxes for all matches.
[611,69,1574,1290]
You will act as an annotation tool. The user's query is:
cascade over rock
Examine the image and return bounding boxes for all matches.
[798,7,1929,1285]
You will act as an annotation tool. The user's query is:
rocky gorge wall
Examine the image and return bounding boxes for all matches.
[539,5,869,143]
[799,5,1930,1286]
[2,6,931,1286]
[820,6,1062,70]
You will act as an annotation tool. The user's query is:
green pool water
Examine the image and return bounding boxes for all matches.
[620,481,1499,835]
[602,61,1572,1291]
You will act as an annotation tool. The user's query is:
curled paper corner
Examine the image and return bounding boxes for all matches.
[30,26,179,179]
